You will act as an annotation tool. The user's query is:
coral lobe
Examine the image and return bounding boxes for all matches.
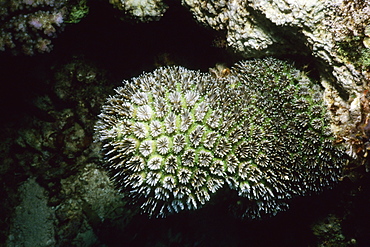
[96,58,346,218]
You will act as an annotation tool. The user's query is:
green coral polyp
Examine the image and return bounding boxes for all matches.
[96,58,346,218]
[96,66,228,216]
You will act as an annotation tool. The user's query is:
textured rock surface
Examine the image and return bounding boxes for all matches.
[109,0,168,22]
[0,0,87,55]
[182,0,370,163]
[6,178,56,247]
[182,0,326,56]
[0,58,135,246]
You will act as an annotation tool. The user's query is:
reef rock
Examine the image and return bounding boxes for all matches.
[182,0,370,161]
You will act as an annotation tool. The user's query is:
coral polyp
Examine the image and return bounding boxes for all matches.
[96,66,226,217]
[96,58,346,218]
[216,58,346,218]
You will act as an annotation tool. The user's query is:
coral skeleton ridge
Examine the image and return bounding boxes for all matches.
[95,58,346,218]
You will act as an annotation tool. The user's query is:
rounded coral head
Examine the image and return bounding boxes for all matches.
[95,66,228,217]
[95,58,346,218]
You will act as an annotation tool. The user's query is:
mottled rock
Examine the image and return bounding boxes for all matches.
[6,178,56,247]
[110,0,168,22]
[182,0,370,164]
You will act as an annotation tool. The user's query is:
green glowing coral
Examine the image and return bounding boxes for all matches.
[95,58,346,218]
[96,66,227,216]
[219,58,345,218]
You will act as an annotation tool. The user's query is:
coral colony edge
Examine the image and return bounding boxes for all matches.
[95,57,346,219]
